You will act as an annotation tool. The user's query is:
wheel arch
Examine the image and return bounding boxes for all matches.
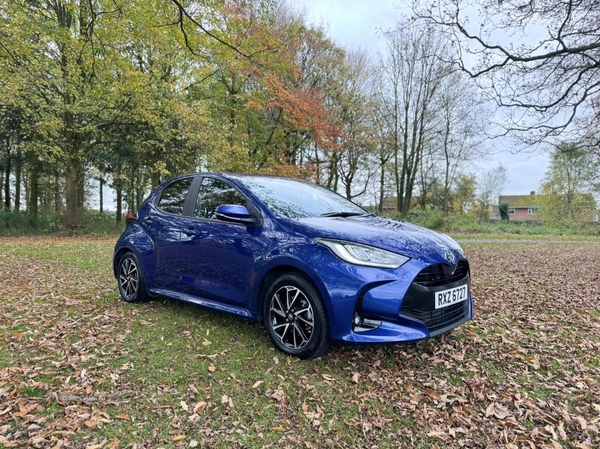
[254,260,331,326]
[113,247,133,278]
[113,224,155,279]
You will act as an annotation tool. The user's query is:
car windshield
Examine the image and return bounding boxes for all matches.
[236,176,370,219]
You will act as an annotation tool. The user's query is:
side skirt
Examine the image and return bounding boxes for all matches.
[149,288,255,319]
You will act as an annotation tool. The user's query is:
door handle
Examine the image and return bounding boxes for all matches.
[143,217,153,226]
[182,227,197,236]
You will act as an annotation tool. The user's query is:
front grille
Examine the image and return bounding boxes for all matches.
[399,261,471,335]
[414,260,468,287]
[400,301,469,335]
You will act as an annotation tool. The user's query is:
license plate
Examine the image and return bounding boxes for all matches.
[434,284,468,309]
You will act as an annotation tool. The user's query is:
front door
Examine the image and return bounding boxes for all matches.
[178,177,257,306]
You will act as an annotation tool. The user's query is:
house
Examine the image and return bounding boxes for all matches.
[495,190,599,223]
[498,191,541,221]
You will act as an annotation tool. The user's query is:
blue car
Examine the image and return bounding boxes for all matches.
[113,173,472,359]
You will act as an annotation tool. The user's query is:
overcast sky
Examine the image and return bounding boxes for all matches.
[294,0,550,196]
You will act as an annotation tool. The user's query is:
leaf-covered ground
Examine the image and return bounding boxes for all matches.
[0,237,598,448]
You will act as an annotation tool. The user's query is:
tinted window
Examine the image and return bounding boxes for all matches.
[194,178,247,219]
[234,176,367,218]
[158,177,193,215]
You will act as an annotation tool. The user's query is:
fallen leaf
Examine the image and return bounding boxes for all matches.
[193,401,207,413]
[485,402,511,419]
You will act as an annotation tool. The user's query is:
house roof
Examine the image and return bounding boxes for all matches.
[500,193,597,208]
[499,195,540,208]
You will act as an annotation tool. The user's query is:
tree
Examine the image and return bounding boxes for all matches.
[475,164,508,222]
[0,0,136,227]
[454,173,477,215]
[498,202,509,222]
[413,0,600,143]
[539,142,599,223]
[379,22,448,216]
[435,71,486,214]
[332,49,377,200]
[175,1,342,177]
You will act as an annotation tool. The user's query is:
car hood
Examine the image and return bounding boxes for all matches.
[280,215,458,258]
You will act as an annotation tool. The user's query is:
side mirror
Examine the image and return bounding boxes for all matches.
[215,204,258,226]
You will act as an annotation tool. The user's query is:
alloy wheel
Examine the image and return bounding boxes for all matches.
[119,257,139,300]
[269,285,315,350]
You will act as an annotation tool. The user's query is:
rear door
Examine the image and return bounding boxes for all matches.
[178,176,258,306]
[142,176,195,290]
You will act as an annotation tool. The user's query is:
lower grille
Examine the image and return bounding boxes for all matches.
[400,301,469,335]
[400,262,471,335]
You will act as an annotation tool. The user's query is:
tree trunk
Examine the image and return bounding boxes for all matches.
[136,185,144,211]
[151,170,161,188]
[65,154,84,228]
[14,148,21,211]
[442,114,451,215]
[115,180,122,224]
[28,161,39,228]
[4,143,10,211]
[114,160,123,224]
[378,158,385,213]
[54,172,61,214]
[127,179,135,214]
[99,177,104,213]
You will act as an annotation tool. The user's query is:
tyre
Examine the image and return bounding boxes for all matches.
[264,273,331,359]
[117,252,150,303]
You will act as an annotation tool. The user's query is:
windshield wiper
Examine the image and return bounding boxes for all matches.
[320,211,371,218]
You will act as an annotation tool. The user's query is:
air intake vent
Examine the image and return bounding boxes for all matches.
[400,301,469,335]
[414,260,468,287]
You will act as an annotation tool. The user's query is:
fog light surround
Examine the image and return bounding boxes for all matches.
[353,312,382,333]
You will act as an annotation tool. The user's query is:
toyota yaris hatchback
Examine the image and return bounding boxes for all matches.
[114,173,473,359]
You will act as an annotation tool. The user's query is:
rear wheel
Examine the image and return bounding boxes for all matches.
[117,252,149,303]
[264,273,330,359]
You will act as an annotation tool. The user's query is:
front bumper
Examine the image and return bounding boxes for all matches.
[325,255,473,345]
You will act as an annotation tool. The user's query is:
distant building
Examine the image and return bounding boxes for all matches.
[494,190,598,223]
[380,196,398,212]
[497,191,541,221]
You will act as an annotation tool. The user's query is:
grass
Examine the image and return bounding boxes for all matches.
[0,236,599,447]
[398,209,600,237]
[453,232,600,241]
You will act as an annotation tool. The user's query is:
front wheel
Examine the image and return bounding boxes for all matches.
[264,273,330,360]
[117,252,149,303]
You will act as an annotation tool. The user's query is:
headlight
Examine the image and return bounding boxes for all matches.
[441,234,464,255]
[316,238,410,269]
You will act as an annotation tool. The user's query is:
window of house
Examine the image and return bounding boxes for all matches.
[528,207,537,215]
[508,208,515,215]
[157,177,193,215]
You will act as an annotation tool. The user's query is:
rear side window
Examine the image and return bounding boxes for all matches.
[158,178,193,215]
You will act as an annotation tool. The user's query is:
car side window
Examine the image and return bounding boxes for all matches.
[195,178,247,219]
[157,178,193,215]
